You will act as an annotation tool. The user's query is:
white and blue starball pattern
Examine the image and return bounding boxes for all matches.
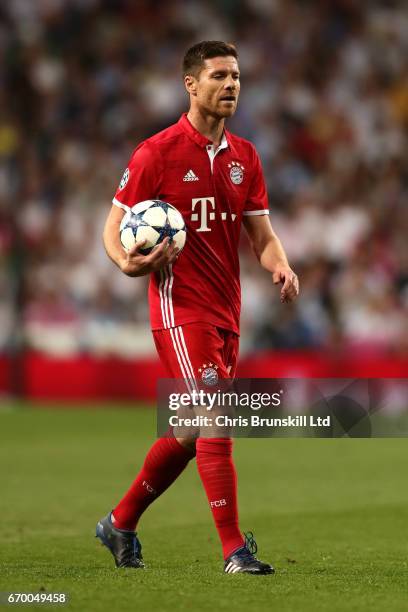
[120,200,186,256]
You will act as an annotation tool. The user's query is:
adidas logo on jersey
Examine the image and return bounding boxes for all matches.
[183,169,199,182]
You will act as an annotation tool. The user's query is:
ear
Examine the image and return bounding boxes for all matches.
[184,74,198,96]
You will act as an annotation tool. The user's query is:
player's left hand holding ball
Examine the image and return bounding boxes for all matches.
[272,264,299,303]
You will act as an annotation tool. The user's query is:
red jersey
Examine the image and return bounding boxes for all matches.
[112,113,269,335]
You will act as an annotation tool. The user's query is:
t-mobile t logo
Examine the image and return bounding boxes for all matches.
[210,498,227,508]
[191,197,215,232]
[191,197,236,232]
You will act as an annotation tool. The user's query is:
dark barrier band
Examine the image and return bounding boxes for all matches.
[157,378,408,438]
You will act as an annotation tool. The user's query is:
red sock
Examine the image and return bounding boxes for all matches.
[196,438,244,559]
[112,437,194,530]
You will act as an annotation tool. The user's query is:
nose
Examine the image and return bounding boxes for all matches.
[224,75,236,90]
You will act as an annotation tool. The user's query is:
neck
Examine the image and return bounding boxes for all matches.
[187,108,225,148]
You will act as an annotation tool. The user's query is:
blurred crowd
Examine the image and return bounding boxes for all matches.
[0,0,407,356]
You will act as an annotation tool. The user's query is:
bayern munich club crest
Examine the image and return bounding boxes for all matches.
[118,167,130,190]
[228,161,244,185]
[198,363,219,386]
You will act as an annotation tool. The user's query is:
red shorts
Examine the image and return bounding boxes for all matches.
[153,323,239,386]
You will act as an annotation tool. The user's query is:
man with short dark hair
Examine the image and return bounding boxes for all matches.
[97,41,298,575]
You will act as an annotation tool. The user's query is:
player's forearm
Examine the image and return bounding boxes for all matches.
[258,233,289,274]
[103,205,178,277]
[103,219,127,271]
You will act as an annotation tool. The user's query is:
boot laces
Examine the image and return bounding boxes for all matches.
[235,531,258,563]
[244,531,258,554]
[121,533,142,565]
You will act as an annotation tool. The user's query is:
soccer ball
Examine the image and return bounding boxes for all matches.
[119,200,186,256]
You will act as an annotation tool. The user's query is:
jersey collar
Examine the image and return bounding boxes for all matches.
[178,113,229,150]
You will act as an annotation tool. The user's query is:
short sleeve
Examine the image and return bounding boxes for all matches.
[243,146,269,216]
[112,142,163,211]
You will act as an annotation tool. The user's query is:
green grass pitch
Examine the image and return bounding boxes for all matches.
[1,405,407,611]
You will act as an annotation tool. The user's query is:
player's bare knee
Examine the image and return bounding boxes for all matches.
[194,404,236,438]
[176,437,197,452]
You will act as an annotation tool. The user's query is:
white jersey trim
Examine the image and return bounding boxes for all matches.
[169,328,195,395]
[158,268,200,393]
[159,269,169,328]
[242,209,269,216]
[112,197,131,212]
[177,327,196,383]
[206,132,228,174]
[168,327,199,394]
[168,264,175,327]
[175,328,198,391]
[159,266,175,329]
[163,268,171,328]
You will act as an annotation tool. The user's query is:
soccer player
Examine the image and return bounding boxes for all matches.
[97,41,299,575]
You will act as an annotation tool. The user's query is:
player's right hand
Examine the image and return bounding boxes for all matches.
[120,237,179,277]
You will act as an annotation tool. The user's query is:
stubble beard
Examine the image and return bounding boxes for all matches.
[215,101,238,119]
